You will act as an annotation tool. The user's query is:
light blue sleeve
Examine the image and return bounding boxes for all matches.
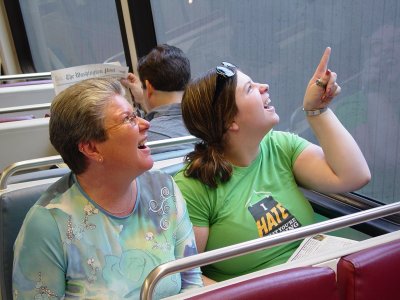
[172,181,204,291]
[13,205,66,299]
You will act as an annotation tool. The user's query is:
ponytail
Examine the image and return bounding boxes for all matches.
[184,142,233,188]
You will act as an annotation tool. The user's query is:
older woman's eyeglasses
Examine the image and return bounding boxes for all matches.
[105,112,138,131]
[213,62,237,105]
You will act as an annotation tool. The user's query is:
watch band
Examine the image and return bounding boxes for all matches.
[302,107,328,116]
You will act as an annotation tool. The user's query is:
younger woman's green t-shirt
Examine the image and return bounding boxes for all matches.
[174,130,314,281]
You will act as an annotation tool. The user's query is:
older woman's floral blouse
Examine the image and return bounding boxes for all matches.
[13,170,202,299]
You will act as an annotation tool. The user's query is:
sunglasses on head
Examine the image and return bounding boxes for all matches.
[213,62,237,105]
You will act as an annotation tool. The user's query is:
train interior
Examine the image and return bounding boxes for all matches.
[1,1,400,299]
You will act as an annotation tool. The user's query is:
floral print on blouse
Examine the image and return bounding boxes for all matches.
[13,170,202,299]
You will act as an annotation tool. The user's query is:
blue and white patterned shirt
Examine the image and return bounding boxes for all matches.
[13,170,202,299]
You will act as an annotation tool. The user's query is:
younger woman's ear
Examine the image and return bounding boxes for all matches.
[228,121,239,131]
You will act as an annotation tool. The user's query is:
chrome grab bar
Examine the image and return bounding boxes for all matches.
[146,135,198,149]
[140,202,400,300]
[0,156,63,190]
[0,135,198,190]
[0,72,51,81]
[0,103,51,114]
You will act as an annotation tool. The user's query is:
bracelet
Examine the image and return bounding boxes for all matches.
[302,107,328,116]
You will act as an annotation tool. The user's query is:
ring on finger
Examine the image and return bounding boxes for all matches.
[315,78,327,89]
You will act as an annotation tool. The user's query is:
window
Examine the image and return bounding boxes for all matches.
[149,0,400,205]
[18,0,125,71]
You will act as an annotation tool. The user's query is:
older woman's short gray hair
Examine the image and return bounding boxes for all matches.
[49,77,125,174]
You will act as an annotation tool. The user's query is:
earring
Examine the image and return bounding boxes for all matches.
[98,157,103,163]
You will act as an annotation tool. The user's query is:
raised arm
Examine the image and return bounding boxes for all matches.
[293,47,371,193]
[121,72,147,112]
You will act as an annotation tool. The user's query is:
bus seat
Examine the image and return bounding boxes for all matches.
[187,266,339,300]
[336,238,400,300]
[0,115,35,123]
[0,81,54,109]
[159,162,185,177]
[0,118,58,172]
[0,180,55,300]
[151,148,190,177]
[0,79,53,88]
[151,148,191,161]
[7,167,70,185]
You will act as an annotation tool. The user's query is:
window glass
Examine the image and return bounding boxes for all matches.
[150,0,400,204]
[19,0,125,71]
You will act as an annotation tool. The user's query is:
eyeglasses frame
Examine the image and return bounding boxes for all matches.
[104,111,138,132]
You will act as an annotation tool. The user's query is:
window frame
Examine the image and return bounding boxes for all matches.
[3,0,35,73]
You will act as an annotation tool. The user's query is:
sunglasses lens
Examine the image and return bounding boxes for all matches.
[216,66,235,78]
[213,62,237,105]
[221,62,237,69]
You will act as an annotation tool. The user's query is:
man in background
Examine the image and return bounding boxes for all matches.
[122,44,192,154]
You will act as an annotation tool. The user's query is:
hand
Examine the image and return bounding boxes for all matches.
[121,72,145,106]
[303,47,341,110]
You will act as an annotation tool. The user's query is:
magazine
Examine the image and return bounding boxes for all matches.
[287,234,358,262]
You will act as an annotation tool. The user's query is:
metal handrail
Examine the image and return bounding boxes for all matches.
[0,103,51,114]
[147,135,198,149]
[0,135,199,190]
[140,202,400,300]
[0,156,63,190]
[0,72,51,81]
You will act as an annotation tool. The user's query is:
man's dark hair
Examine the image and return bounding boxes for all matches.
[137,44,191,91]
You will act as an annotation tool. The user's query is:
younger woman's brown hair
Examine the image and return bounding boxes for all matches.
[181,69,238,188]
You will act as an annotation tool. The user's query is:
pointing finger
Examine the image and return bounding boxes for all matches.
[313,47,331,79]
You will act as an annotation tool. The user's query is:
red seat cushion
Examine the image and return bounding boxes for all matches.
[189,266,339,300]
[337,239,400,300]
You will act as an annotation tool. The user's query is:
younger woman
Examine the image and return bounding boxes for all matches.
[174,47,370,282]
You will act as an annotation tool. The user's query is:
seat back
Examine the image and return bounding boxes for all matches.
[0,115,35,123]
[0,180,56,300]
[7,167,70,185]
[188,266,339,300]
[0,118,58,172]
[337,239,400,300]
[0,81,54,108]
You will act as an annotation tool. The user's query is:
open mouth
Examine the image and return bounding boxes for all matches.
[138,139,147,149]
[264,98,271,109]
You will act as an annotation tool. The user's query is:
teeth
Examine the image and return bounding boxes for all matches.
[138,139,147,147]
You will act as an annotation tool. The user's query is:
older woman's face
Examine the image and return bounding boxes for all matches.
[97,95,153,178]
[233,71,279,136]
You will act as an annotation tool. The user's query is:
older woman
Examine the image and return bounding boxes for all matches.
[13,77,203,299]
[174,47,371,282]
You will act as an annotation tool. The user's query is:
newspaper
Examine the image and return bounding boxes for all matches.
[51,63,129,95]
[288,234,358,262]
